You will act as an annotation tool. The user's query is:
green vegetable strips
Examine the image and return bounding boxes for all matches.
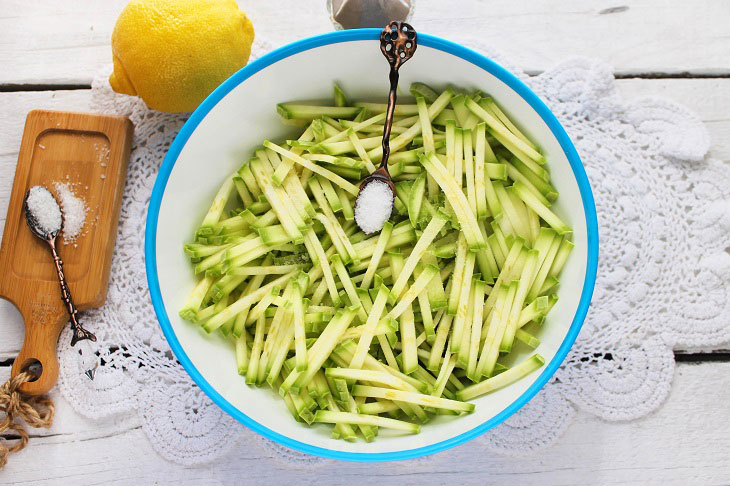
[179,82,574,441]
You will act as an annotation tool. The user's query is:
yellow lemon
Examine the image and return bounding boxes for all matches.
[109,0,254,113]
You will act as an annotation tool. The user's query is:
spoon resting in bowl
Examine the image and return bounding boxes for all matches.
[354,21,417,234]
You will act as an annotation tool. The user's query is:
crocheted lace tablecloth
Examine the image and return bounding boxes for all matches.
[56,35,730,466]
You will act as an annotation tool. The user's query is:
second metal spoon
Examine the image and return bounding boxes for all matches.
[23,188,97,378]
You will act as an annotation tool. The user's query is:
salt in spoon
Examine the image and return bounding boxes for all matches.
[24,186,98,379]
[354,21,417,234]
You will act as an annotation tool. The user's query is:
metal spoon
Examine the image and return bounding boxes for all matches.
[24,187,98,379]
[355,22,417,231]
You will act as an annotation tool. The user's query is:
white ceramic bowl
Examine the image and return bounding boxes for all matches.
[146,29,598,461]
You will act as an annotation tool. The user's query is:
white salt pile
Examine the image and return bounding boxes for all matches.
[26,186,62,234]
[53,182,87,244]
[354,180,394,234]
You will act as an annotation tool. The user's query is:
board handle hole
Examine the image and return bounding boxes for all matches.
[20,358,43,382]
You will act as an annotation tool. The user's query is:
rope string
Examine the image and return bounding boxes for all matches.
[0,371,54,468]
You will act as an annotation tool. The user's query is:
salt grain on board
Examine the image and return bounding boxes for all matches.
[94,142,111,164]
[354,180,393,234]
[53,182,87,244]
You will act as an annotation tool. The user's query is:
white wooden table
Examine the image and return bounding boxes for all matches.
[2,1,729,484]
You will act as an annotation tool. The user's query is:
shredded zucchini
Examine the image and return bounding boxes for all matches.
[180,83,574,442]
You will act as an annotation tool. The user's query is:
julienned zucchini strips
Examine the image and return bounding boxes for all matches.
[180,82,573,440]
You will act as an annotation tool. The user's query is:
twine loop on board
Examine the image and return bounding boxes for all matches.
[0,371,54,468]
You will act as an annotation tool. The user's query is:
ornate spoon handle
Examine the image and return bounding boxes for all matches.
[379,21,417,169]
[47,239,96,346]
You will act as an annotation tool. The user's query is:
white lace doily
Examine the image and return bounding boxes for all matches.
[57,35,730,465]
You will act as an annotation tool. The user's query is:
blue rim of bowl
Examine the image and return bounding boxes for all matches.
[145,28,599,462]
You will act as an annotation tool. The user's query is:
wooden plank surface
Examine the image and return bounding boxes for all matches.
[1,3,729,479]
[2,361,728,484]
[1,0,729,86]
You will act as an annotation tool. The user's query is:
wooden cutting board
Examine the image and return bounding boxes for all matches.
[0,110,133,395]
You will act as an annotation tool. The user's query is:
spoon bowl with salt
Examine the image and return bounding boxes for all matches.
[354,21,417,234]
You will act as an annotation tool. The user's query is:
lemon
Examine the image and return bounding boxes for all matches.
[109,0,254,113]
